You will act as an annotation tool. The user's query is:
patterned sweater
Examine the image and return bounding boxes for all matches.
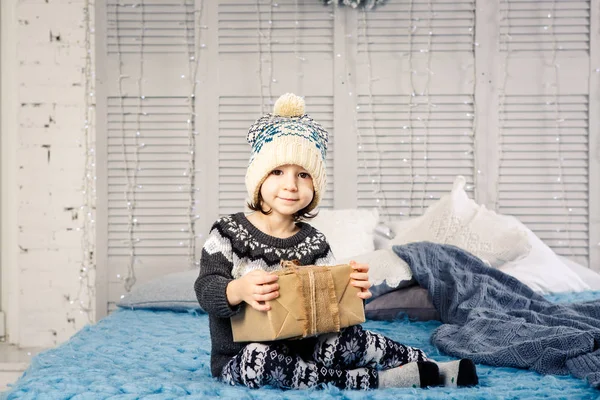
[194,212,336,377]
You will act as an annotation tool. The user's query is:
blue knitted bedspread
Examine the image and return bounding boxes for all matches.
[5,296,600,398]
[394,242,600,390]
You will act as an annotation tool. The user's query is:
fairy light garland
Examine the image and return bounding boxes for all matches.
[498,0,574,256]
[548,0,574,256]
[416,0,434,213]
[267,0,275,104]
[497,0,510,213]
[357,8,390,220]
[182,0,204,266]
[114,1,146,292]
[256,1,266,113]
[256,1,276,113]
[467,5,477,196]
[72,0,96,321]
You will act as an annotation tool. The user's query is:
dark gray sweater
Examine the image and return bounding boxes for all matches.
[194,212,336,377]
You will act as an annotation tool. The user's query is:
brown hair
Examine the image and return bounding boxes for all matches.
[246,192,319,222]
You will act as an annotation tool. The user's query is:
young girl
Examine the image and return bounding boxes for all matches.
[195,93,478,390]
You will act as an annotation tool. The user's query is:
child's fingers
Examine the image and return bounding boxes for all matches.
[350,261,369,272]
[255,282,279,295]
[251,300,272,312]
[357,290,372,300]
[350,272,370,282]
[253,291,279,302]
[351,279,372,290]
[254,273,279,285]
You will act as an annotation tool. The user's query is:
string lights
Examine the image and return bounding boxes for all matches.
[113,0,202,296]
[72,0,96,322]
[548,0,574,257]
[355,8,390,220]
[498,0,574,257]
[182,0,204,266]
[416,0,434,213]
[114,0,144,292]
[354,0,442,220]
[256,0,275,114]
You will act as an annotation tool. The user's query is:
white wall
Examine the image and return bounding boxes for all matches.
[1,0,94,348]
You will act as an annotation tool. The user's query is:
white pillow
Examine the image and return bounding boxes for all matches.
[558,256,600,291]
[390,176,531,268]
[498,223,590,294]
[337,248,415,300]
[310,208,379,260]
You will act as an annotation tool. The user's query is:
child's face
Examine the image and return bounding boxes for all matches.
[259,164,314,217]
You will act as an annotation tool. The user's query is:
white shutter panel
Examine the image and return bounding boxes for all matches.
[353,1,476,219]
[356,94,475,218]
[98,0,198,315]
[498,0,592,266]
[203,0,336,220]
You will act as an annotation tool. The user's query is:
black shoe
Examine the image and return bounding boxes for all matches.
[456,359,479,387]
[417,361,440,388]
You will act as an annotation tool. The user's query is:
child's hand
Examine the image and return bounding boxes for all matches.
[349,261,372,300]
[227,270,279,312]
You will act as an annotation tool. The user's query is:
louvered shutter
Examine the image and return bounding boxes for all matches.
[97,0,600,318]
[198,0,336,222]
[497,0,594,266]
[97,0,199,315]
[351,1,477,219]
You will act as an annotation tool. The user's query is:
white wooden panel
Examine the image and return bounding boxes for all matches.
[357,0,476,53]
[218,0,334,53]
[589,0,600,271]
[499,94,590,263]
[497,0,593,266]
[98,0,200,318]
[97,0,600,319]
[106,96,197,260]
[353,2,475,219]
[106,0,195,54]
[355,94,475,218]
[500,0,590,53]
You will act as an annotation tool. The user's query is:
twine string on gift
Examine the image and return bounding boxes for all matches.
[278,260,341,337]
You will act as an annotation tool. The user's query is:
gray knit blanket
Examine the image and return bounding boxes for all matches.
[393,242,600,389]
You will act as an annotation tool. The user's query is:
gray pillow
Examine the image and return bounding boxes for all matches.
[117,269,203,311]
[365,285,440,321]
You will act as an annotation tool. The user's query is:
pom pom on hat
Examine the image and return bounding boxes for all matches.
[273,93,305,117]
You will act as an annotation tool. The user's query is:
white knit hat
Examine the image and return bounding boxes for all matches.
[245,93,329,213]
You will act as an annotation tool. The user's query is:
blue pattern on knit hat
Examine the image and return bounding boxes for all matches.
[247,113,328,165]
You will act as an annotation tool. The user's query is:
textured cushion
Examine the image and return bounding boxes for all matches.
[338,248,414,301]
[390,176,531,268]
[117,269,202,311]
[311,208,379,260]
[365,286,440,321]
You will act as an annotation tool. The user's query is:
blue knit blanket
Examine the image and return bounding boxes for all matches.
[393,242,600,389]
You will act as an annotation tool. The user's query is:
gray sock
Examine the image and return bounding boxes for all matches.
[436,359,478,387]
[378,361,439,388]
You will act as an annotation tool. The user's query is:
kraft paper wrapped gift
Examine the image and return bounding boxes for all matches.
[231,262,366,342]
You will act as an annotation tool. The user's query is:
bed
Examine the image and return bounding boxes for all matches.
[5,290,600,399]
[5,178,600,399]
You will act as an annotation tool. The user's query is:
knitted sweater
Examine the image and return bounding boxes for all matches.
[194,212,336,377]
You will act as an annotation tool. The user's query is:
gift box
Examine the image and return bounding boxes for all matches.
[231,261,366,342]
